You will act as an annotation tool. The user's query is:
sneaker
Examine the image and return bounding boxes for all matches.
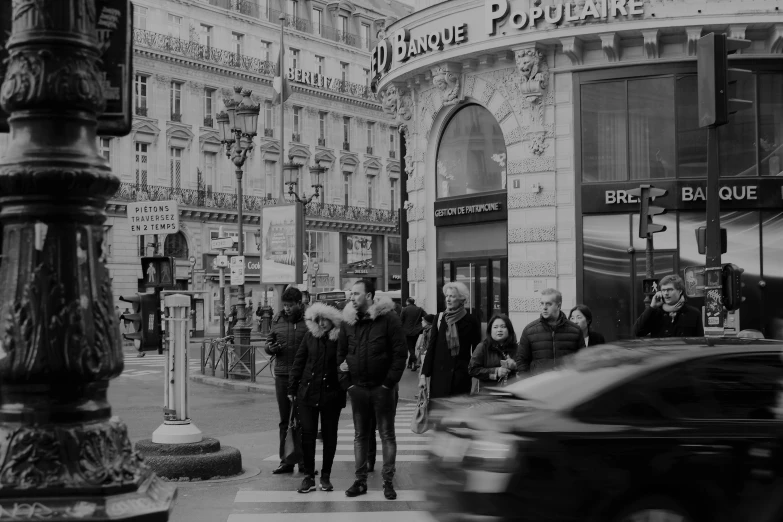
[345,480,367,497]
[297,476,316,494]
[319,474,333,491]
[383,481,397,500]
[136,352,145,358]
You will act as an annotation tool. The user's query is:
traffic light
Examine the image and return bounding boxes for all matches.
[721,263,745,311]
[697,33,752,128]
[141,256,176,288]
[119,293,160,351]
[628,185,668,238]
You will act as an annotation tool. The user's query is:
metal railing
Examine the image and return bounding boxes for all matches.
[268,8,314,34]
[201,338,274,383]
[321,25,374,50]
[133,29,277,77]
[207,0,268,20]
[304,200,397,224]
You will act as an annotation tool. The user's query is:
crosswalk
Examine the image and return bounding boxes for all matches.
[228,403,437,522]
[119,353,201,379]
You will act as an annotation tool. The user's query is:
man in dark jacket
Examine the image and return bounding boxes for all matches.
[265,286,307,474]
[337,279,407,500]
[400,298,424,370]
[516,288,585,375]
[633,274,704,338]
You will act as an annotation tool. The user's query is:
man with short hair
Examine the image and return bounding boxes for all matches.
[516,288,584,375]
[338,279,407,500]
[400,297,424,370]
[633,274,703,338]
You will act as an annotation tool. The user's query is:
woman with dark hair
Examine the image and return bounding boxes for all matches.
[468,315,518,390]
[568,305,605,347]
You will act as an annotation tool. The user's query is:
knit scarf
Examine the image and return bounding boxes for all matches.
[663,295,685,319]
[444,305,467,356]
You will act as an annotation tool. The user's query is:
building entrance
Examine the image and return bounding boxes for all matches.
[438,258,507,335]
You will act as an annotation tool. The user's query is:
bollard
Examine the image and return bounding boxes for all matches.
[152,294,203,444]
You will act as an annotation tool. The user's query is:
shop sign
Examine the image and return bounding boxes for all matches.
[391,274,401,281]
[434,193,508,226]
[582,179,783,214]
[372,24,468,77]
[287,67,372,98]
[487,0,644,35]
[203,254,261,276]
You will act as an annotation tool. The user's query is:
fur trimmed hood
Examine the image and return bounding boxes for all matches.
[305,303,343,341]
[342,295,396,326]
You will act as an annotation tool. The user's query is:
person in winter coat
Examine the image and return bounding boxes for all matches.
[419,282,482,399]
[400,298,424,370]
[288,303,346,494]
[633,274,704,338]
[468,314,519,391]
[415,314,435,374]
[265,286,307,474]
[516,288,585,375]
[337,279,407,500]
[569,305,606,347]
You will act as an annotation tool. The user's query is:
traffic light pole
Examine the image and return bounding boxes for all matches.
[644,235,654,309]
[704,126,725,336]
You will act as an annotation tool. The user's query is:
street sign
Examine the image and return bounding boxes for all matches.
[215,255,229,268]
[313,261,320,272]
[230,256,246,285]
[211,237,236,250]
[127,200,179,235]
[642,278,659,295]
[683,266,706,298]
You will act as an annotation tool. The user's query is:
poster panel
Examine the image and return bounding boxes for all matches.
[261,204,302,284]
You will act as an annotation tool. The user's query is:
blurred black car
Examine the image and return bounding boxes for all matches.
[425,338,783,522]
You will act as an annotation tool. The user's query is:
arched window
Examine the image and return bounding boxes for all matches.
[164,232,189,259]
[436,104,507,198]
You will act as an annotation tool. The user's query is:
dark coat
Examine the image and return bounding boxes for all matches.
[265,306,306,376]
[337,296,408,390]
[468,338,519,383]
[288,303,346,408]
[516,312,585,375]
[633,303,704,338]
[400,304,424,338]
[586,331,606,347]
[421,311,482,399]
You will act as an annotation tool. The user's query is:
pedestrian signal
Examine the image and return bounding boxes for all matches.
[141,256,176,288]
[721,263,745,312]
[119,293,160,351]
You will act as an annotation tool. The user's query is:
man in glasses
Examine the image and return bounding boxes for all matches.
[633,274,704,338]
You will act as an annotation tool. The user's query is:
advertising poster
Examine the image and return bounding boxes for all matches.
[346,235,374,265]
[261,204,301,284]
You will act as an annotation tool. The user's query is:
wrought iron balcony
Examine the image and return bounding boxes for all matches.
[366,146,373,155]
[268,8,314,34]
[171,112,182,122]
[343,142,350,151]
[204,116,214,127]
[389,150,396,159]
[207,0,267,20]
[292,133,301,142]
[321,26,372,49]
[318,138,326,146]
[264,128,274,137]
[133,29,276,77]
[110,182,398,226]
[135,106,148,117]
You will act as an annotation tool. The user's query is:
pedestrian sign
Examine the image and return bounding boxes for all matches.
[127,200,179,235]
[230,256,245,286]
[683,266,706,298]
[642,278,659,295]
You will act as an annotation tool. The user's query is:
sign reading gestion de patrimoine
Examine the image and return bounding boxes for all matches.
[434,193,507,227]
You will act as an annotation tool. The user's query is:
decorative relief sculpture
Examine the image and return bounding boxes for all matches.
[515,48,549,95]
[431,64,460,106]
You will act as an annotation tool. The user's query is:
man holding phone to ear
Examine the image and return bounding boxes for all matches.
[633,274,704,338]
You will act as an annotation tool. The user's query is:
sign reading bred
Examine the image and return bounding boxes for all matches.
[127,200,180,235]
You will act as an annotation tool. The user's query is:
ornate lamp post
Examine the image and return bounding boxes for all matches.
[216,87,260,348]
[284,156,325,205]
[0,0,175,518]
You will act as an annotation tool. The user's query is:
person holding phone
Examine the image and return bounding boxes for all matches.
[633,274,704,338]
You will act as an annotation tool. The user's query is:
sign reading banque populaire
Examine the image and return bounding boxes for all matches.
[127,201,180,235]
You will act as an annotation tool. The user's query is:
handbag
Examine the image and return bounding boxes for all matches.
[410,385,431,434]
[282,404,303,466]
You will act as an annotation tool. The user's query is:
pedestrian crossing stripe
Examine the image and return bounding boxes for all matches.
[228,513,437,522]
[263,454,428,462]
[234,490,426,503]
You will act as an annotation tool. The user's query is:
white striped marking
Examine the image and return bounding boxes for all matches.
[333,437,430,443]
[329,445,426,451]
[234,490,426,503]
[228,512,437,522]
[263,454,428,462]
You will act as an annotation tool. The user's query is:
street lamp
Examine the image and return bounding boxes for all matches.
[218,86,260,348]
[284,154,326,205]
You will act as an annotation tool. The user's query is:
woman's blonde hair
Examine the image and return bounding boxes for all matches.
[442,281,470,303]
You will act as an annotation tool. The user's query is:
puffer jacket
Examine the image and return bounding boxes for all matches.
[265,306,306,376]
[337,296,408,390]
[516,312,585,375]
[288,303,346,408]
[468,338,519,382]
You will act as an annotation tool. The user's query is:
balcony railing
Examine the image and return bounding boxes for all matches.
[204,116,214,127]
[389,150,396,159]
[268,8,314,34]
[366,146,373,155]
[111,182,398,226]
[318,138,326,146]
[135,106,148,117]
[207,0,268,21]
[264,128,274,137]
[133,29,277,77]
[343,142,350,151]
[292,133,301,142]
[321,26,374,50]
[171,112,182,122]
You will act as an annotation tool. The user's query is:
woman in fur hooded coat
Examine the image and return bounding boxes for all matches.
[288,302,346,494]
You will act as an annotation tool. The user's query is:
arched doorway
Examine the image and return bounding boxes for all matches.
[164,232,189,259]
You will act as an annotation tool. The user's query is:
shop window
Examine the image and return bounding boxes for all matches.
[762,212,783,337]
[306,231,332,264]
[628,77,675,180]
[388,236,401,264]
[676,75,707,178]
[436,222,507,259]
[436,105,506,198]
[581,81,627,182]
[719,73,757,177]
[164,232,189,259]
[759,73,783,176]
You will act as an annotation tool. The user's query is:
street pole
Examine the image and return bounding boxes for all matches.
[644,235,654,309]
[218,226,227,338]
[704,126,724,336]
[235,163,251,347]
[400,127,409,304]
[278,14,286,201]
[0,0,175,516]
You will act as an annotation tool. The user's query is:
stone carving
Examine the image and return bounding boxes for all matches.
[432,65,460,106]
[530,134,549,155]
[380,85,413,122]
[515,48,549,95]
[484,48,550,128]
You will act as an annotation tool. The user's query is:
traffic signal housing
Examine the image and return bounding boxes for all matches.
[628,185,668,238]
[721,263,745,312]
[696,227,727,255]
[697,33,752,128]
[119,293,161,351]
[141,256,176,288]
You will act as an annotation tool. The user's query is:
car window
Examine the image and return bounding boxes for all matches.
[689,353,783,421]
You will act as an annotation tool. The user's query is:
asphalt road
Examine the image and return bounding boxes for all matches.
[109,344,432,522]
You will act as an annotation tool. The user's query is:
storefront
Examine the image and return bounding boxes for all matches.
[340,233,385,290]
[373,0,783,337]
[202,253,262,333]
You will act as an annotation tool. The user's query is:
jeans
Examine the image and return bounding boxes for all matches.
[274,375,292,463]
[406,336,418,367]
[299,402,341,477]
[348,384,397,483]
[367,386,397,465]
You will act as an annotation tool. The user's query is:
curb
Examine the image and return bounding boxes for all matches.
[189,373,276,394]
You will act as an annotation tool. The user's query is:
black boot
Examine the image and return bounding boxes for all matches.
[345,480,367,497]
[320,473,333,491]
[272,462,294,474]
[383,481,397,500]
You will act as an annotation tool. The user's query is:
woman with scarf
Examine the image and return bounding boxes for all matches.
[419,282,482,398]
[632,274,704,338]
[415,314,436,375]
[468,315,518,392]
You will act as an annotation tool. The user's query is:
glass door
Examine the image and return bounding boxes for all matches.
[438,258,507,336]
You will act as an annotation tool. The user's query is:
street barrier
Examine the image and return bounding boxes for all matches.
[200,338,274,383]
